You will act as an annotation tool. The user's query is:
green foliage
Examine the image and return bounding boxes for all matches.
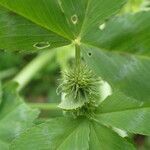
[0,82,39,150]
[122,0,143,13]
[10,118,90,150]
[87,12,150,56]
[9,91,150,150]
[0,51,24,80]
[89,121,135,150]
[0,0,149,149]
[10,117,136,150]
[0,6,69,52]
[0,0,127,53]
[0,82,2,104]
[96,92,150,136]
[82,45,150,102]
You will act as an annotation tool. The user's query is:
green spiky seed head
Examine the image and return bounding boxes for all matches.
[57,65,102,113]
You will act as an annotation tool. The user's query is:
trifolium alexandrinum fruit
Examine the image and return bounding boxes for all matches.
[57,64,102,116]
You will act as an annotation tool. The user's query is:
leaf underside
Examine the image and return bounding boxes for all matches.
[0,0,129,53]
[0,0,149,57]
[0,7,70,52]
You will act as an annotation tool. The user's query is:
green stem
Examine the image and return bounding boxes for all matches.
[75,44,81,70]
[29,103,59,111]
[13,50,55,91]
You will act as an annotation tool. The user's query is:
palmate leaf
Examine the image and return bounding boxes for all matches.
[96,91,150,136]
[10,117,135,150]
[59,0,127,38]
[0,0,126,40]
[83,11,150,56]
[89,121,135,150]
[79,0,126,40]
[0,0,72,40]
[9,91,150,150]
[82,45,150,102]
[0,82,39,150]
[0,7,70,52]
[0,0,149,56]
[10,117,90,150]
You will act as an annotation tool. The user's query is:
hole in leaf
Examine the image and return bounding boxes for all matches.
[99,23,106,30]
[33,42,50,49]
[88,52,92,57]
[71,14,78,25]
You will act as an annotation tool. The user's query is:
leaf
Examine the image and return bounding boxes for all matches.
[10,117,90,150]
[79,0,127,39]
[0,82,39,150]
[58,93,87,110]
[95,91,150,136]
[0,0,74,39]
[0,7,70,52]
[121,0,142,13]
[10,116,136,150]
[0,0,126,40]
[59,0,126,38]
[58,0,87,38]
[0,141,8,150]
[0,82,2,104]
[89,121,135,150]
[83,11,150,56]
[82,45,150,102]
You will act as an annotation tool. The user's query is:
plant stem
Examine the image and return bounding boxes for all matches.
[13,50,55,91]
[29,103,59,111]
[75,44,81,70]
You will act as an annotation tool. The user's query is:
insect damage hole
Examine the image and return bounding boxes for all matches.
[88,52,92,57]
[71,14,78,25]
[99,23,106,30]
[33,42,50,49]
